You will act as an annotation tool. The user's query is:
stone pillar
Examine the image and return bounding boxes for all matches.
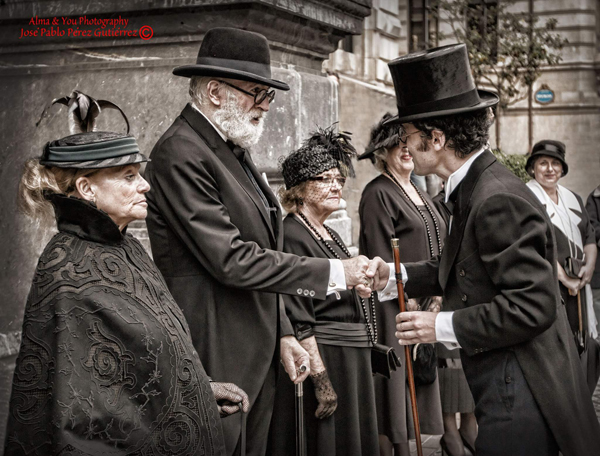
[0,0,372,445]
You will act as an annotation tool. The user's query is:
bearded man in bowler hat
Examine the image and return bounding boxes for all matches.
[144,27,389,456]
[380,44,600,455]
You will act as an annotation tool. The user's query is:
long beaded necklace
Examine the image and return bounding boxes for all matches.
[385,168,442,257]
[296,211,378,344]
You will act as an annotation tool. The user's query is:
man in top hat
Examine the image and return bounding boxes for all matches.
[144,27,388,456]
[373,44,600,455]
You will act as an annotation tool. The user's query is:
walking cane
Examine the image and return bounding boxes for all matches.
[391,238,424,456]
[296,364,307,456]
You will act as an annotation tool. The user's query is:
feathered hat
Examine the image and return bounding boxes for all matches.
[37,91,148,169]
[358,112,402,161]
[280,125,357,189]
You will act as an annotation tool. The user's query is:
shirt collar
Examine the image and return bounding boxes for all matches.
[444,147,486,203]
[190,102,228,142]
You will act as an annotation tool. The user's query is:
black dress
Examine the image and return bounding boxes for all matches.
[269,214,379,456]
[5,194,225,456]
[359,175,444,444]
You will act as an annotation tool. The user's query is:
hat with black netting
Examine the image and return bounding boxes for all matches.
[280,125,357,190]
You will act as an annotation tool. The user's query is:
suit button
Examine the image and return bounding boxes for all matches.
[309,291,315,297]
[459,269,466,277]
[461,294,467,302]
[297,288,303,295]
[505,376,512,384]
[303,290,309,296]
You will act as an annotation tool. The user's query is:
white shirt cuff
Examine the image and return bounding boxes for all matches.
[327,259,346,294]
[435,311,461,350]
[377,262,406,301]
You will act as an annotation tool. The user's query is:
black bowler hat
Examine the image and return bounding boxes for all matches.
[526,140,568,177]
[173,27,290,91]
[385,44,498,125]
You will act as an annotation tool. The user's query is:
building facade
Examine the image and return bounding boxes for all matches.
[325,0,600,245]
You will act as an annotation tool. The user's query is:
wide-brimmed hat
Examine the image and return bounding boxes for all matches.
[385,44,499,125]
[173,27,290,91]
[526,140,568,177]
[358,112,402,161]
[38,91,148,169]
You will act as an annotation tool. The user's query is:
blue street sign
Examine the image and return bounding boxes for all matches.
[535,89,554,104]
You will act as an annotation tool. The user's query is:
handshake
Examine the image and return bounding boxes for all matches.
[342,256,390,298]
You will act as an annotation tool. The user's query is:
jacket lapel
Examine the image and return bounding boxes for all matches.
[438,150,496,289]
[180,104,277,245]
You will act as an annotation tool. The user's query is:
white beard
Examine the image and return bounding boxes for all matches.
[212,91,265,150]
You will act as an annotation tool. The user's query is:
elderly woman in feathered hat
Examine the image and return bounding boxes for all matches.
[5,93,248,456]
[526,140,598,393]
[269,126,383,456]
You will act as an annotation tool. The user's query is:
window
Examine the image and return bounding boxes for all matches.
[409,0,439,52]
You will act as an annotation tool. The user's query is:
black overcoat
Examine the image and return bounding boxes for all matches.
[404,151,600,455]
[144,105,331,447]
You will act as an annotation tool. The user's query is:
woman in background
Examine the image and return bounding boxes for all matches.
[359,114,455,455]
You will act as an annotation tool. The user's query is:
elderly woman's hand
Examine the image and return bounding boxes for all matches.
[210,382,250,417]
[578,262,594,288]
[310,370,338,419]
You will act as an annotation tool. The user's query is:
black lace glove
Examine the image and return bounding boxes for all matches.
[210,382,250,417]
[310,370,337,419]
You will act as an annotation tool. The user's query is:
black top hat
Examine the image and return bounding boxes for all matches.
[526,140,568,177]
[385,44,498,125]
[173,27,290,91]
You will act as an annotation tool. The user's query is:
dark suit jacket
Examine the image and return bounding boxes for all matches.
[144,104,330,411]
[404,151,600,455]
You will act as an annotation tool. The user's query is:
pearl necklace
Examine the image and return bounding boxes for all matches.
[385,170,442,258]
[296,211,378,343]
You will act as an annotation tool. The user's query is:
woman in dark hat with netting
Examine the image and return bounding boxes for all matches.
[268,127,379,456]
[526,140,599,394]
[357,113,450,456]
[5,92,248,456]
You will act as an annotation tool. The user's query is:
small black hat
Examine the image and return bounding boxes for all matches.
[280,126,356,189]
[358,112,402,161]
[526,140,568,177]
[385,44,498,125]
[173,27,290,91]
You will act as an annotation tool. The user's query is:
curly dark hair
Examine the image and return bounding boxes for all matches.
[412,108,494,159]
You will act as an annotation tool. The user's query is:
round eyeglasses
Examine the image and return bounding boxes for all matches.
[218,80,276,105]
[399,129,423,144]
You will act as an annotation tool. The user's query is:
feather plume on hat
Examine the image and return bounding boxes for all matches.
[280,124,357,189]
[358,112,403,161]
[36,90,130,135]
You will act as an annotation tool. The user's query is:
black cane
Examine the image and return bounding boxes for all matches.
[296,365,307,456]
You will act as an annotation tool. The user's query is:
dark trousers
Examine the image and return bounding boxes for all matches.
[462,350,559,456]
[222,364,277,456]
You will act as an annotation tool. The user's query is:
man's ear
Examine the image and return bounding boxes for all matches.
[206,80,223,107]
[431,129,446,151]
[75,176,96,202]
